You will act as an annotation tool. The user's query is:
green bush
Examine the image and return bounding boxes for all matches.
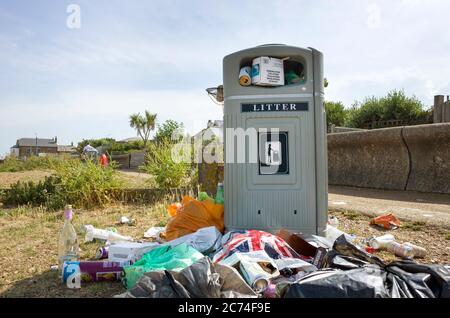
[76,138,145,155]
[141,140,196,189]
[2,159,123,209]
[0,156,58,172]
[3,176,57,208]
[325,101,347,129]
[346,90,429,128]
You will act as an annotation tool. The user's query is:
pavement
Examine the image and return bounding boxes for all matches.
[328,185,450,227]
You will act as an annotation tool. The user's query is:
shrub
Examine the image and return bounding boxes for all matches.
[141,140,196,189]
[48,159,123,209]
[2,176,57,207]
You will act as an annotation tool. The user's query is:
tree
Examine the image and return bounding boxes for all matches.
[129,111,157,148]
[325,101,347,129]
[155,120,184,144]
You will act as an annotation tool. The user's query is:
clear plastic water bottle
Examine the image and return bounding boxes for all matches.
[368,234,395,250]
[386,241,414,259]
[58,205,79,273]
[215,183,224,205]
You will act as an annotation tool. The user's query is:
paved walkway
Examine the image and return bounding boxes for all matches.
[328,185,450,227]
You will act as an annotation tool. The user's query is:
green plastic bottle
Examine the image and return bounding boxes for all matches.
[215,183,224,205]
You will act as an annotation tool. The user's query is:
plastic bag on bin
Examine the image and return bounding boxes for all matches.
[165,196,224,241]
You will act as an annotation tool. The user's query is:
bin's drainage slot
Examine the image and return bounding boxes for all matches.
[257,210,261,215]
[294,210,298,215]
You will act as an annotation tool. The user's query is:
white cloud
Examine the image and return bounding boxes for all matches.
[366,3,382,29]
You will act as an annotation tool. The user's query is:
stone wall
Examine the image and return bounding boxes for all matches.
[328,123,450,194]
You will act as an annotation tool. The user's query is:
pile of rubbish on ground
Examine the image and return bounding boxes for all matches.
[58,192,450,298]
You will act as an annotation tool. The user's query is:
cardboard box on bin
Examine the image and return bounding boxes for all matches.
[251,56,284,86]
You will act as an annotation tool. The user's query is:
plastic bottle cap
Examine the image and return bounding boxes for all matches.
[64,208,73,220]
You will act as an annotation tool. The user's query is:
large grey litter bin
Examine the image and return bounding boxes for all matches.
[222,44,328,235]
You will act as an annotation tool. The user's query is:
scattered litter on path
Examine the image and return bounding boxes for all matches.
[370,213,401,230]
[119,216,136,226]
[83,225,133,243]
[143,227,166,241]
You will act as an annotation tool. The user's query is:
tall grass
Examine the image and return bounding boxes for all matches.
[0,156,60,172]
[2,159,124,210]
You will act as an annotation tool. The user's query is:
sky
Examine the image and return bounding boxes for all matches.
[1,0,450,156]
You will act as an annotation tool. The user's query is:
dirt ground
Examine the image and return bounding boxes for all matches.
[0,203,448,298]
[329,185,450,226]
[0,170,52,189]
[329,209,450,264]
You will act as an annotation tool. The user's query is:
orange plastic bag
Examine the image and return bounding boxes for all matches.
[167,203,182,217]
[165,196,224,241]
[370,213,401,230]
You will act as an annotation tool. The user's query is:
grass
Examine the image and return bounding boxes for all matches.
[342,210,360,220]
[0,156,59,173]
[0,201,172,298]
[445,233,450,241]
[402,221,427,232]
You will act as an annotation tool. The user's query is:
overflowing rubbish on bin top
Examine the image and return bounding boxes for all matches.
[58,193,450,298]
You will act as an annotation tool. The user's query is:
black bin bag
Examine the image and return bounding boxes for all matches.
[285,235,450,298]
[285,266,390,298]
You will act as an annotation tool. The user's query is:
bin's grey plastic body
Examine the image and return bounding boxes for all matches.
[223,44,328,236]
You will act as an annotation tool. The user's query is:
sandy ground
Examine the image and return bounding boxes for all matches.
[329,185,450,227]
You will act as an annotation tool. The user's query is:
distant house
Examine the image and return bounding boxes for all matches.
[193,120,223,142]
[118,137,142,143]
[11,137,58,158]
[57,144,77,155]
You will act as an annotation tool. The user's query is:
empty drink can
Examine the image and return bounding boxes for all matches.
[239,261,272,293]
[95,246,109,260]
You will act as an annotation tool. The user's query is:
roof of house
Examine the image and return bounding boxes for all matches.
[119,137,142,143]
[16,138,58,148]
[193,126,223,141]
[57,145,76,152]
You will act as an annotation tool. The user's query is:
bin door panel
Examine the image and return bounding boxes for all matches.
[224,99,317,234]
